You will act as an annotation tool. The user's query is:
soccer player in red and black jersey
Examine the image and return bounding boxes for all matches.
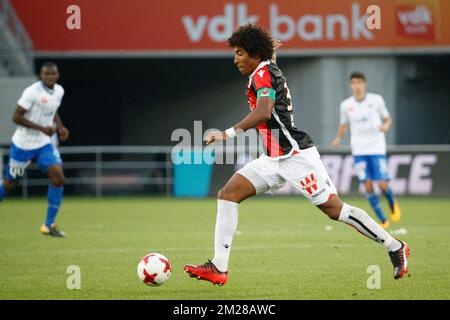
[184,25,409,286]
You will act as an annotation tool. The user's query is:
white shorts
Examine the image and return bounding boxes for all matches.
[237,147,338,205]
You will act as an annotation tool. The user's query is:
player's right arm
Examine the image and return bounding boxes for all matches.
[12,106,56,136]
[332,124,348,148]
[14,86,56,136]
[332,102,349,148]
[205,66,276,145]
[205,97,273,145]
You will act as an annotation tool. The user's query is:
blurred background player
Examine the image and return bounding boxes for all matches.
[0,62,69,237]
[332,72,401,228]
[184,25,409,286]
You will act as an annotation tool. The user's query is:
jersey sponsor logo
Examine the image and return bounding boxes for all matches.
[41,96,49,104]
[300,173,318,195]
[257,69,265,78]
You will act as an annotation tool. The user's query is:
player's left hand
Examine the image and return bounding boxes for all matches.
[331,137,341,148]
[58,126,70,141]
[205,130,226,145]
[379,124,389,133]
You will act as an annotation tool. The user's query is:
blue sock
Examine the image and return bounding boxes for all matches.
[383,187,395,210]
[46,185,64,227]
[0,183,4,202]
[367,193,387,223]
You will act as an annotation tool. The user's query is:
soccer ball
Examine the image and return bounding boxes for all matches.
[137,253,172,286]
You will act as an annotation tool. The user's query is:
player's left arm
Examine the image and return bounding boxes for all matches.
[377,95,392,133]
[54,112,70,142]
[271,39,282,64]
[380,116,392,133]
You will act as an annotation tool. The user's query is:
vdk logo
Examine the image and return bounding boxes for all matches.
[396,3,435,39]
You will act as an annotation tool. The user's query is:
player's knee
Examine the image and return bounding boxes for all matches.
[217,187,240,203]
[217,187,232,201]
[364,181,374,193]
[50,173,65,187]
[378,181,388,192]
[3,179,17,190]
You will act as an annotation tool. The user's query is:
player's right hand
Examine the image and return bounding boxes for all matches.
[273,39,283,51]
[205,131,227,145]
[41,126,57,136]
[331,137,341,148]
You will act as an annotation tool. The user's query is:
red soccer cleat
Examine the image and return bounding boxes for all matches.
[184,260,228,286]
[388,241,410,280]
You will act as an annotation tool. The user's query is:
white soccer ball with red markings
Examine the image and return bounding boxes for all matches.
[137,253,171,286]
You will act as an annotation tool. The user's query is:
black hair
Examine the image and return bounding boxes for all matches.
[40,61,58,71]
[228,24,274,61]
[350,71,366,81]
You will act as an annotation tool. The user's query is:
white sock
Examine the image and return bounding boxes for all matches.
[211,199,238,272]
[338,203,402,252]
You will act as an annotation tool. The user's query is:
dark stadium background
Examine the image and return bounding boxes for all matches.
[34,56,450,147]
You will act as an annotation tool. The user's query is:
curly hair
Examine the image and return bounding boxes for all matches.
[228,24,274,61]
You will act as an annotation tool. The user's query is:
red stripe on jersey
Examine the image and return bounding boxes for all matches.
[257,122,283,158]
[253,66,273,91]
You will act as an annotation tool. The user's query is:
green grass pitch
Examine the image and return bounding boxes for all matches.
[1,196,449,300]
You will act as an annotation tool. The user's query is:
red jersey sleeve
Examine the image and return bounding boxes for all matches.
[252,66,273,91]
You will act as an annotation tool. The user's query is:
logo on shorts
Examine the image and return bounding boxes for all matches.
[300,173,318,195]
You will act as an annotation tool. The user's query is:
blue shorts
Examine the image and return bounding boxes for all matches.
[4,143,62,181]
[353,155,389,182]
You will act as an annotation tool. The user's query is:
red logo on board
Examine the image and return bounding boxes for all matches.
[396,4,435,40]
